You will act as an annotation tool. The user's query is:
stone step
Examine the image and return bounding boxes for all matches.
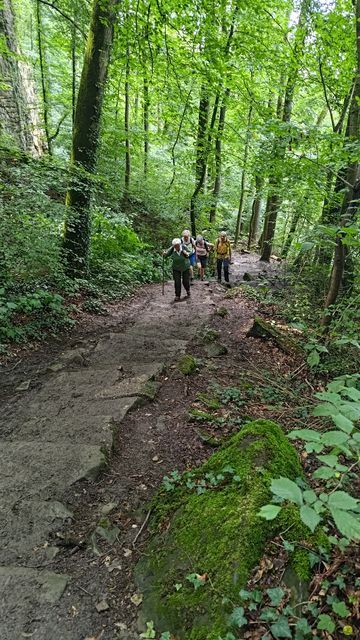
[0,498,73,564]
[0,565,70,640]
[0,441,105,502]
[91,334,187,365]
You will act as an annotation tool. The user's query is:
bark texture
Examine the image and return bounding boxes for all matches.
[0,0,44,155]
[63,0,118,277]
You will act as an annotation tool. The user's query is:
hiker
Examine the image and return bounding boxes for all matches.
[163,238,191,302]
[181,229,196,283]
[195,235,210,281]
[215,231,232,284]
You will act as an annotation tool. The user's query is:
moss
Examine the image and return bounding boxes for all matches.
[278,506,331,581]
[136,420,302,639]
[225,285,243,298]
[196,392,221,410]
[215,306,228,317]
[177,354,197,375]
[188,408,221,423]
[201,328,220,343]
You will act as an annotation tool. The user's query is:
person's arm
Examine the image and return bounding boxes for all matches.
[163,246,173,257]
[181,247,190,257]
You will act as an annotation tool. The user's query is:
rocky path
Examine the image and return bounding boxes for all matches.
[0,252,276,640]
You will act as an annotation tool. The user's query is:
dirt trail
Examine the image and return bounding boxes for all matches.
[0,253,277,640]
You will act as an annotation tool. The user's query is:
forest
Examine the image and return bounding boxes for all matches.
[0,0,359,638]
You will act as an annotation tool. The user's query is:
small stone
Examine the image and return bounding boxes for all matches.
[130,593,143,607]
[124,548,132,557]
[100,502,118,516]
[107,558,122,573]
[152,455,159,462]
[16,380,31,391]
[95,599,110,613]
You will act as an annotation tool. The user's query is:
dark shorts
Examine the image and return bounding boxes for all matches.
[197,255,208,267]
[189,253,196,266]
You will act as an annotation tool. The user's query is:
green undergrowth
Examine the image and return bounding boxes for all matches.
[136,419,314,640]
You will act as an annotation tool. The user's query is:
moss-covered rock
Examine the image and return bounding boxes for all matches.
[177,354,197,375]
[246,317,302,355]
[214,306,228,317]
[135,420,302,639]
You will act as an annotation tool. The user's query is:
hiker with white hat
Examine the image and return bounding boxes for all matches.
[181,229,196,283]
[163,238,191,302]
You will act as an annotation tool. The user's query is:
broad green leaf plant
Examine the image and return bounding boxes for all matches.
[258,375,360,542]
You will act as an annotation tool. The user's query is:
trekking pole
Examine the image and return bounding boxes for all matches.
[162,254,165,295]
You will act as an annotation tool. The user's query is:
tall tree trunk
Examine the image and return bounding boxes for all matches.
[36,0,51,153]
[321,0,360,326]
[143,70,149,178]
[260,0,309,262]
[190,4,239,236]
[71,17,76,132]
[0,0,43,154]
[247,175,263,249]
[209,89,229,223]
[63,0,117,277]
[281,208,302,259]
[190,92,219,236]
[234,102,253,245]
[123,42,131,201]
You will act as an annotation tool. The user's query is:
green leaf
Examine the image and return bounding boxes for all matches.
[317,614,335,633]
[266,587,285,606]
[313,466,336,480]
[315,391,341,404]
[317,454,338,467]
[328,491,358,511]
[307,350,319,367]
[140,621,156,639]
[258,504,282,520]
[313,402,338,417]
[270,616,292,638]
[260,607,278,622]
[341,387,360,401]
[300,505,321,532]
[321,431,349,446]
[271,477,303,506]
[305,442,324,453]
[332,601,350,617]
[229,606,247,628]
[160,634,171,640]
[330,507,360,540]
[302,489,317,504]
[332,413,354,434]
[283,540,295,552]
[288,429,321,442]
[295,618,311,637]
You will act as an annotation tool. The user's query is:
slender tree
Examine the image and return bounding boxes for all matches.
[63,0,118,277]
[321,0,360,325]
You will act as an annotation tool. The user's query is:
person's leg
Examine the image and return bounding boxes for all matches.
[223,259,230,283]
[217,259,222,282]
[189,253,195,282]
[173,269,181,299]
[182,269,190,295]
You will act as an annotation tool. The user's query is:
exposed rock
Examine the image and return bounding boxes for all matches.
[177,354,197,375]
[247,316,302,355]
[204,342,228,357]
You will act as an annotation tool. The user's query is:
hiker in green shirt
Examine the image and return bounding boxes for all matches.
[163,238,191,302]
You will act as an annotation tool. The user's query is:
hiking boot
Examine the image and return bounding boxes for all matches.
[186,290,191,297]
[174,296,181,302]
[217,279,221,284]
